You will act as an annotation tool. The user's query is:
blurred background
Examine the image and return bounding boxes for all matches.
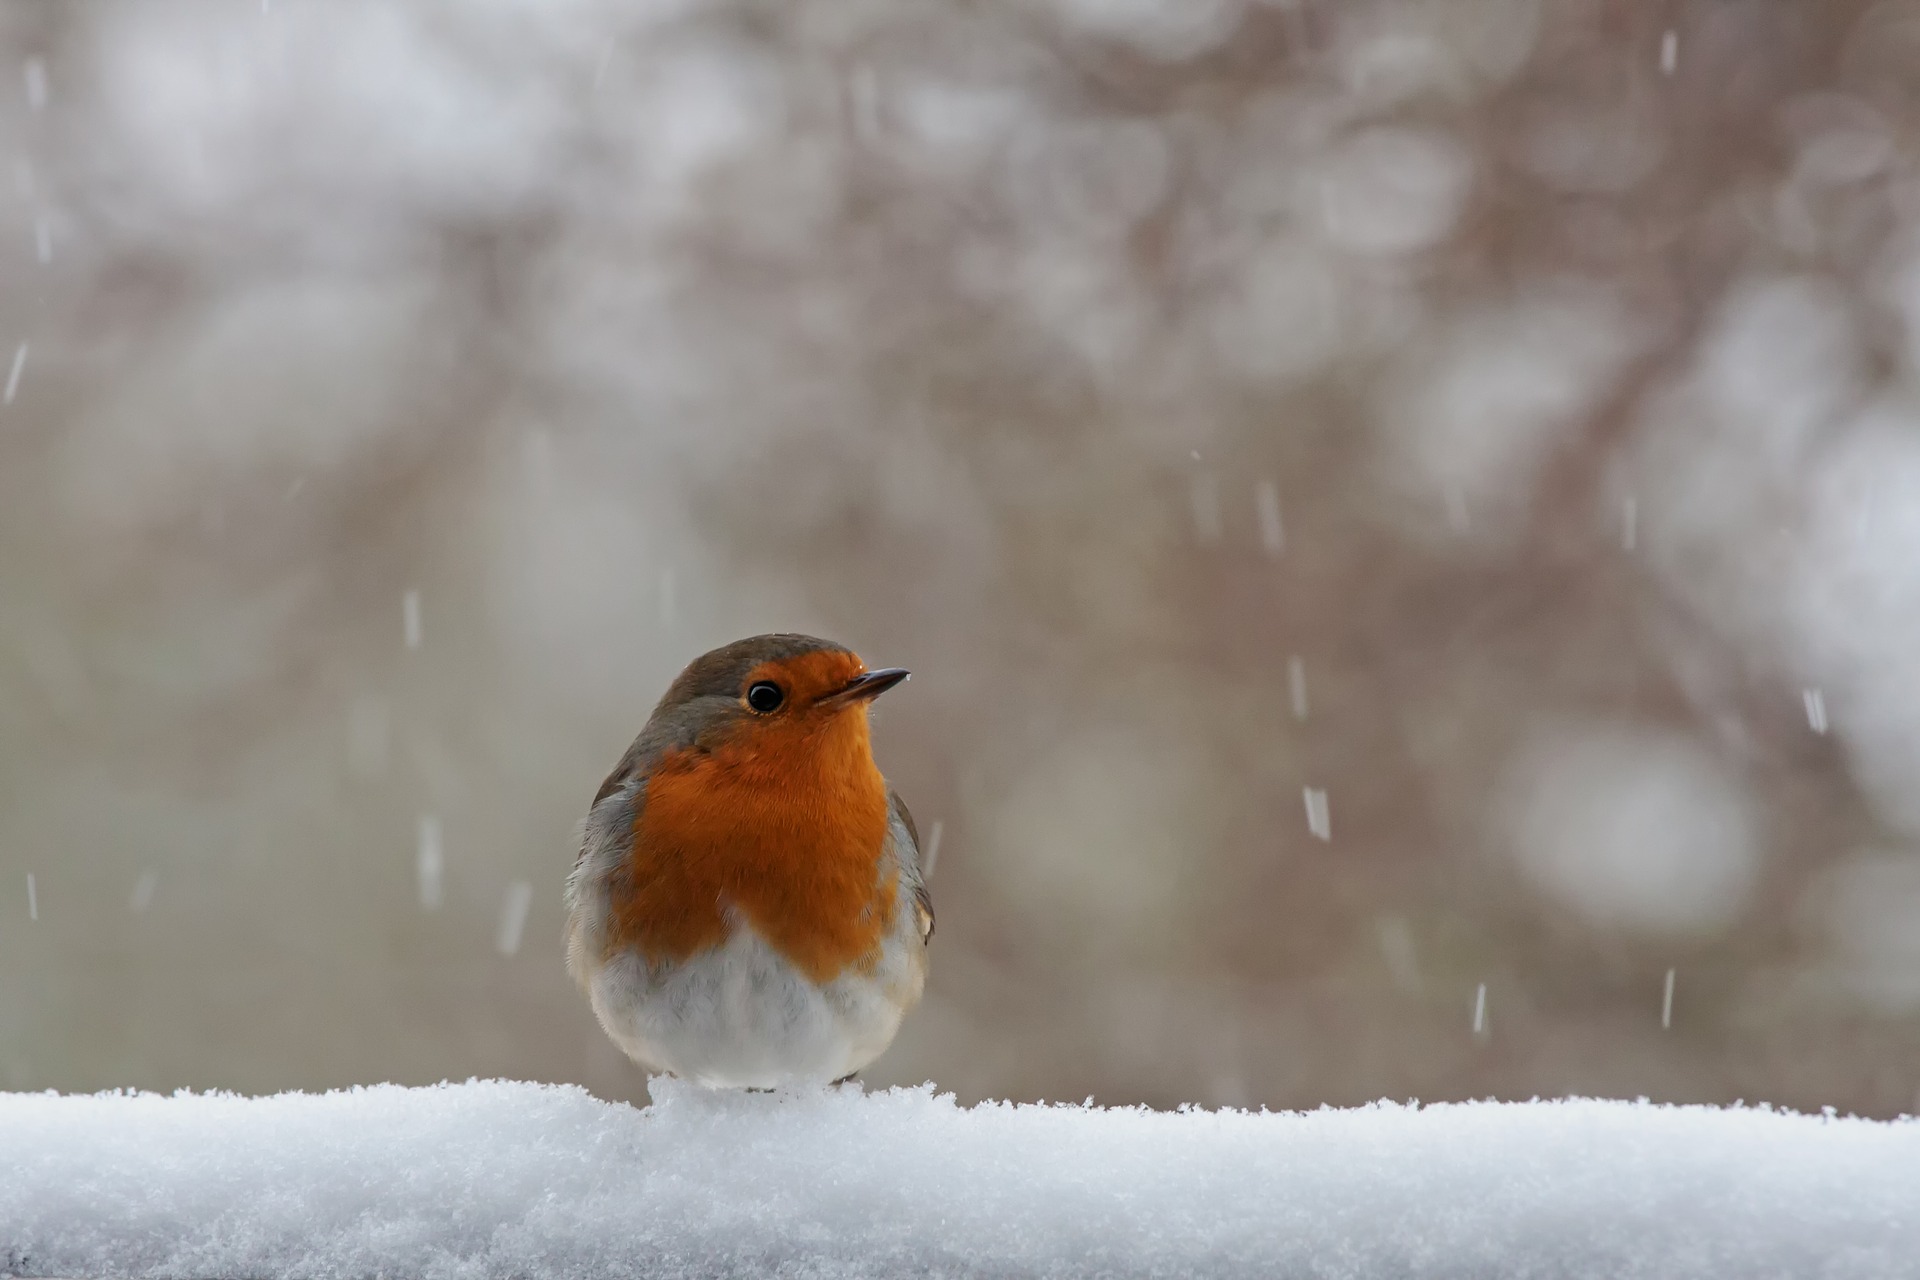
[4,0,1920,1117]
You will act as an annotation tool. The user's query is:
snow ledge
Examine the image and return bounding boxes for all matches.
[4,1078,1918,1278]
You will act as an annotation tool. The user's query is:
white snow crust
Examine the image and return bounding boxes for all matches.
[3,1079,1916,1279]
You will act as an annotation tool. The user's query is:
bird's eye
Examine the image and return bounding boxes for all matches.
[746,681,784,713]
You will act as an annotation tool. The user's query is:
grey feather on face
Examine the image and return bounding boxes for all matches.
[655,633,852,709]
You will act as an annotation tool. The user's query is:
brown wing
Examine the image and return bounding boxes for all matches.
[913,882,935,942]
[890,787,934,943]
[580,736,662,873]
[592,760,634,809]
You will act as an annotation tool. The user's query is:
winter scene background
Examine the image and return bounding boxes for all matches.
[4,0,1920,1134]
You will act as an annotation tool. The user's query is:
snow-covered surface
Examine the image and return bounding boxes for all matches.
[4,1079,1917,1278]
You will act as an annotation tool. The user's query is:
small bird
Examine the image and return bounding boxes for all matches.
[566,633,932,1089]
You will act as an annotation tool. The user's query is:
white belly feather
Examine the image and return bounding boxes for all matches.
[586,908,924,1089]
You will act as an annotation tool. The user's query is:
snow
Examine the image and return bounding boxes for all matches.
[4,1081,1916,1279]
[1303,786,1331,841]
[4,342,26,405]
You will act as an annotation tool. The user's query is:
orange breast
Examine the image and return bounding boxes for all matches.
[607,708,898,984]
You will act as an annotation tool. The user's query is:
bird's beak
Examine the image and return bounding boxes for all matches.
[824,667,910,706]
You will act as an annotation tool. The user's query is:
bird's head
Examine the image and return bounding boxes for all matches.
[649,633,908,760]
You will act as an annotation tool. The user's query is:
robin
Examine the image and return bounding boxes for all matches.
[565,633,933,1089]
